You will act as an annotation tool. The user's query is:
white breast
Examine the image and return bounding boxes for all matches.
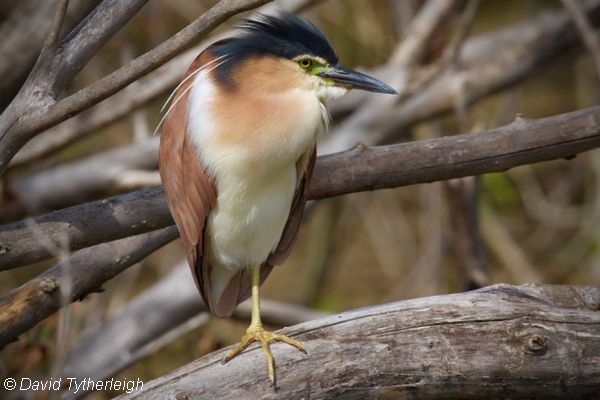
[186,70,324,271]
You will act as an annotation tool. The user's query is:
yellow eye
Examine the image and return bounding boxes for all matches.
[298,58,313,69]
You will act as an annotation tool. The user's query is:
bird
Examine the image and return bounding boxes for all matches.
[158,12,396,385]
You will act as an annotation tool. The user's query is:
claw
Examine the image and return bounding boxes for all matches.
[222,324,305,385]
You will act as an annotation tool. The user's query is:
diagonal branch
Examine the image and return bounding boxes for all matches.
[0,0,151,172]
[42,0,70,53]
[562,0,600,81]
[0,0,273,176]
[0,226,178,350]
[1,105,600,270]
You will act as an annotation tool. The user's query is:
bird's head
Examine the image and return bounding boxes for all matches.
[209,12,397,100]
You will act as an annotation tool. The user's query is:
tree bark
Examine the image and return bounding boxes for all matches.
[114,284,600,400]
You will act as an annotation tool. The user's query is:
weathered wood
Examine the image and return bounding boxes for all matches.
[115,284,600,400]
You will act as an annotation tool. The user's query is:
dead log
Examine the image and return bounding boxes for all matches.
[115,284,600,400]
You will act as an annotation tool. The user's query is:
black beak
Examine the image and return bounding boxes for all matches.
[318,65,397,94]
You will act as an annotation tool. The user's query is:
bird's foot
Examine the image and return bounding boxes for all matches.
[222,324,306,385]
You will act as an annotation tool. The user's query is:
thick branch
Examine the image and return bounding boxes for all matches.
[0,226,178,349]
[114,284,600,399]
[2,105,599,270]
[310,109,600,199]
[0,186,171,269]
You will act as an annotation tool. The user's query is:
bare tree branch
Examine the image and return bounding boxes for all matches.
[7,0,319,169]
[323,0,600,153]
[0,0,100,109]
[113,284,600,399]
[0,0,273,175]
[562,0,600,82]
[42,0,70,53]
[0,186,171,270]
[2,105,600,270]
[0,226,178,350]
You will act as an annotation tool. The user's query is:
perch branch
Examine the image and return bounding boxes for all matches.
[2,105,600,270]
[113,284,600,399]
[62,262,327,391]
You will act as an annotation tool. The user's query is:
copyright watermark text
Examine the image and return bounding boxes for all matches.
[3,377,143,394]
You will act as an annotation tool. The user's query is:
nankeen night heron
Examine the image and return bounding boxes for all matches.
[159,12,396,384]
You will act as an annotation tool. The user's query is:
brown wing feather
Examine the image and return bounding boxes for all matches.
[159,51,217,305]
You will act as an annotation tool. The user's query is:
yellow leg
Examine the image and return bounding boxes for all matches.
[222,264,305,384]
